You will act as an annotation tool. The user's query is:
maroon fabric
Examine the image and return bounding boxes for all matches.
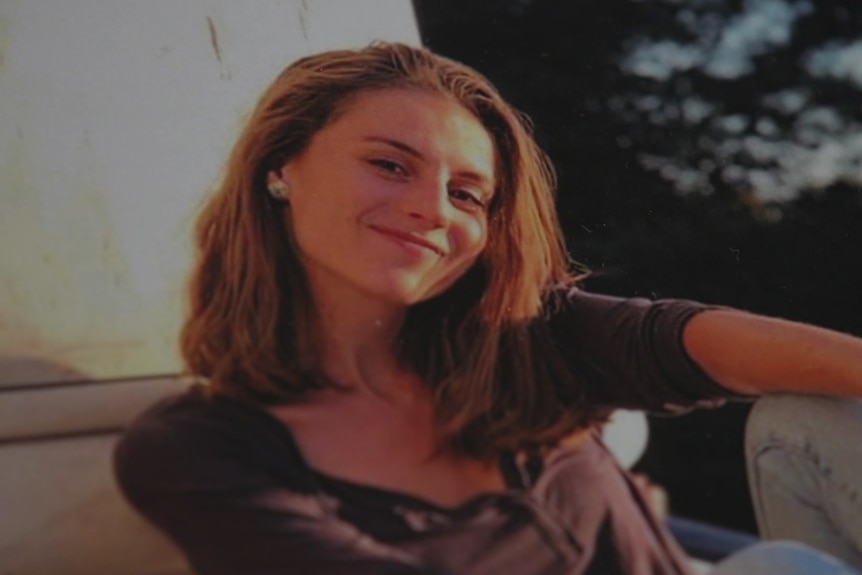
[114,290,747,574]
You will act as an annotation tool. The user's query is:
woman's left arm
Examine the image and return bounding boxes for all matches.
[683,309,862,397]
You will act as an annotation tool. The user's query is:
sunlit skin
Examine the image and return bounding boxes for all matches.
[267,89,508,507]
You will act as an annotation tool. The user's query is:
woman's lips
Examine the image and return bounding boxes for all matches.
[370,225,444,256]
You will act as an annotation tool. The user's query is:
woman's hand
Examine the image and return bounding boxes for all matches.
[683,309,862,397]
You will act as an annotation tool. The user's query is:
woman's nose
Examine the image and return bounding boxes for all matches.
[403,178,451,228]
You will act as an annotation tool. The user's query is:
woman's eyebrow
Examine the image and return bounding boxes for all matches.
[362,135,423,158]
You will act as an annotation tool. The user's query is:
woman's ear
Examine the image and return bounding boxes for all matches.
[267,169,291,201]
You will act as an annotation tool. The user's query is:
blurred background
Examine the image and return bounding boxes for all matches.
[414,0,862,533]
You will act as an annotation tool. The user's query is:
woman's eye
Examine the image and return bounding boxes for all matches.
[369,159,407,176]
[449,188,486,209]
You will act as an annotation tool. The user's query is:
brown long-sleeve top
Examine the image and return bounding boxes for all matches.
[114,289,746,575]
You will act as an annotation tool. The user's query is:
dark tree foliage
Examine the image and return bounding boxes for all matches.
[414,0,862,532]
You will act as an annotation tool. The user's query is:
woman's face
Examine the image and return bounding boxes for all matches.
[276,88,496,309]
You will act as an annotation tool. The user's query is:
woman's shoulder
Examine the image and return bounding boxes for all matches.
[113,384,312,503]
[545,283,706,311]
[542,284,714,335]
[116,384,278,453]
[539,285,742,411]
[542,284,641,319]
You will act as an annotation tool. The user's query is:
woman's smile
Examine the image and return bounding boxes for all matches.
[368,224,446,258]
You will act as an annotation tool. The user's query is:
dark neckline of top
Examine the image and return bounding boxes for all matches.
[204,387,534,516]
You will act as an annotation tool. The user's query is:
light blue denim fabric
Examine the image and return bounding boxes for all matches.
[742,395,862,572]
[712,541,861,575]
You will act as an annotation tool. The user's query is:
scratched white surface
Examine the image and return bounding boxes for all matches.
[0,0,421,387]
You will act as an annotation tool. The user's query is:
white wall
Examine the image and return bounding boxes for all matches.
[0,4,420,573]
[0,0,421,387]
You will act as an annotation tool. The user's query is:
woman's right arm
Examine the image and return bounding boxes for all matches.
[548,288,752,413]
[113,400,437,575]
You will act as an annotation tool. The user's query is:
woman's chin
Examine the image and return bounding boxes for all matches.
[365,276,450,309]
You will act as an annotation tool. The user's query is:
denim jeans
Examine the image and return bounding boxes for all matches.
[712,541,860,575]
[726,394,862,574]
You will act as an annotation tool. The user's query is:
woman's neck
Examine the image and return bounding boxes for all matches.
[307,280,411,398]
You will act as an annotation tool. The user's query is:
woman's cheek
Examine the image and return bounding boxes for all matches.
[465,217,489,258]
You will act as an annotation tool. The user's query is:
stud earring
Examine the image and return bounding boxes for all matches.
[268,179,290,201]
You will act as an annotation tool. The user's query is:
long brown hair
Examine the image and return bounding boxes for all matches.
[181,42,598,458]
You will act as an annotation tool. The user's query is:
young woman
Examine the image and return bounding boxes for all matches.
[114,42,862,575]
